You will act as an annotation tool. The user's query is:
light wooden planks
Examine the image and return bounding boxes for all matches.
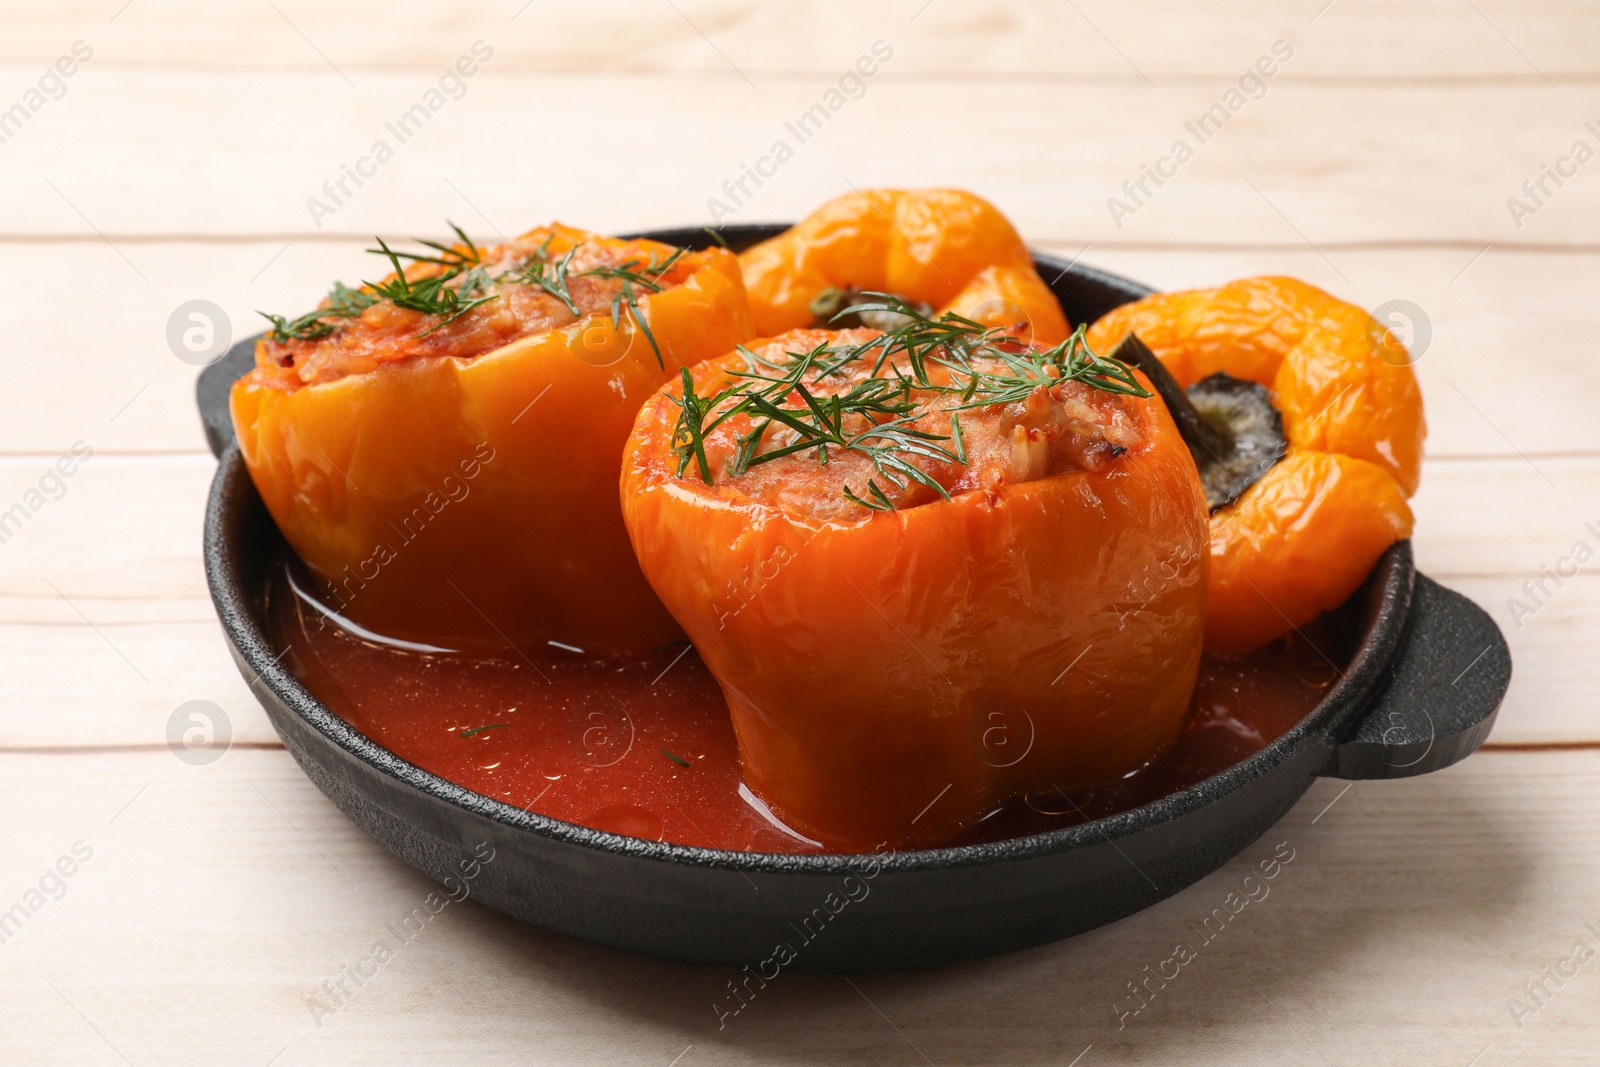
[0,69,1597,246]
[3,0,1598,81]
[0,747,1592,1066]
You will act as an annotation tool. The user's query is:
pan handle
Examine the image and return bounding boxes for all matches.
[1322,575,1511,780]
[196,333,261,459]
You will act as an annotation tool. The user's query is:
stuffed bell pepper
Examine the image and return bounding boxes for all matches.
[233,223,753,655]
[621,303,1208,850]
[1086,276,1425,655]
[740,187,1071,347]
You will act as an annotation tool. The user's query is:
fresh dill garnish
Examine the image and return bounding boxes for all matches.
[258,281,376,342]
[503,236,580,315]
[261,223,696,350]
[366,235,499,337]
[660,748,691,768]
[666,295,1150,511]
[701,226,730,249]
[458,723,508,739]
[261,223,489,343]
[574,249,686,370]
[374,220,483,271]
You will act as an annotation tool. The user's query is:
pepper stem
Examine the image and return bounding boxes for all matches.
[1109,333,1287,512]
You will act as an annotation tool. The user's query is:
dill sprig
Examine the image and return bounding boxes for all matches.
[832,295,1150,400]
[373,220,483,271]
[261,224,697,351]
[671,339,966,510]
[258,281,376,342]
[667,295,1149,511]
[503,236,580,316]
[365,236,498,337]
[572,248,689,369]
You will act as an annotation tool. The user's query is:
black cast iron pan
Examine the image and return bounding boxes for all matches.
[199,224,1511,971]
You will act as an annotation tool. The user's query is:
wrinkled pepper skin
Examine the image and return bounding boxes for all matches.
[620,336,1207,851]
[1086,276,1425,655]
[740,188,1070,344]
[938,262,1072,346]
[232,229,753,655]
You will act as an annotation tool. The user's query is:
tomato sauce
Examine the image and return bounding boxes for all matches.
[267,554,1353,854]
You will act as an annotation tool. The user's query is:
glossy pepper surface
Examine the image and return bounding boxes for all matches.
[232,224,753,654]
[740,188,1070,345]
[1086,276,1424,654]
[621,325,1207,850]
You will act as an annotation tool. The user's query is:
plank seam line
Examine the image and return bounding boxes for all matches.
[2,58,1597,88]
[0,742,287,755]
[5,235,1600,255]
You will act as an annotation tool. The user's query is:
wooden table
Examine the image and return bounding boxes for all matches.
[2,2,1596,1063]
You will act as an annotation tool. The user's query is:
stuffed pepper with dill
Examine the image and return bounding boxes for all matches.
[232,223,753,655]
[621,299,1208,850]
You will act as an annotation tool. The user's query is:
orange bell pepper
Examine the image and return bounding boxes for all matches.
[740,188,1070,345]
[232,223,753,655]
[621,321,1207,850]
[1086,276,1425,655]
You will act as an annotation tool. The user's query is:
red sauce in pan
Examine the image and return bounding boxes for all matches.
[267,557,1353,854]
